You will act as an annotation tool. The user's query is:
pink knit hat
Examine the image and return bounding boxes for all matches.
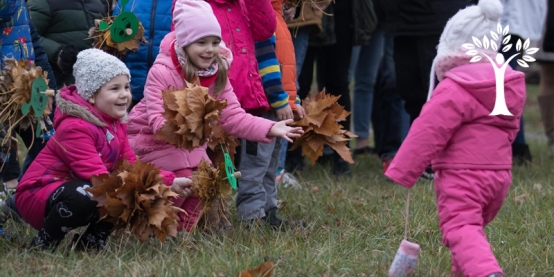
[173,0,222,47]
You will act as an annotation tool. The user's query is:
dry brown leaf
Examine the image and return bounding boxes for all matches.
[88,159,182,242]
[157,82,235,154]
[290,90,356,165]
[191,160,233,234]
[239,261,275,277]
[0,59,51,148]
[514,193,528,204]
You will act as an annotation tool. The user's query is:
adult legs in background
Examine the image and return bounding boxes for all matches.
[285,46,318,174]
[351,28,385,155]
[538,62,554,157]
[394,36,439,124]
[371,34,410,172]
[317,6,353,176]
[502,34,532,164]
[278,26,312,180]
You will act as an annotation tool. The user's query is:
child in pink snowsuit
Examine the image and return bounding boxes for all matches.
[127,0,302,232]
[385,1,526,276]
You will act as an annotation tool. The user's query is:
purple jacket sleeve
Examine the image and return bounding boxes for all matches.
[385,83,468,188]
[244,0,277,42]
[217,80,275,143]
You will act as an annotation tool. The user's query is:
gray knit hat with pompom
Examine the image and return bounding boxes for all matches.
[73,49,131,100]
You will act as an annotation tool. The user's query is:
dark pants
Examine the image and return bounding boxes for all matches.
[372,35,410,159]
[0,130,20,182]
[289,6,354,171]
[501,34,527,146]
[298,5,353,125]
[394,35,439,123]
[36,180,112,249]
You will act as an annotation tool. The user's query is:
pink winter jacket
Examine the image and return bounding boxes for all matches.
[16,87,176,230]
[127,31,275,173]
[205,0,276,115]
[171,0,276,114]
[385,63,526,188]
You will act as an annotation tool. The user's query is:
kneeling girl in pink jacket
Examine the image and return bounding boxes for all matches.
[385,1,525,277]
[16,49,193,251]
[126,0,303,232]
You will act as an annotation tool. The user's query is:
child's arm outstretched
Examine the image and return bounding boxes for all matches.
[216,81,303,143]
[385,84,469,188]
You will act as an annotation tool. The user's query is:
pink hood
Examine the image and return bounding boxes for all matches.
[385,63,526,188]
[127,31,275,173]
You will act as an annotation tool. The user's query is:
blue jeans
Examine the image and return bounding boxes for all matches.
[350,28,385,139]
[279,26,311,171]
[372,34,410,158]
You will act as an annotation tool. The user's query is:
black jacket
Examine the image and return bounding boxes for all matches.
[309,0,377,46]
[380,0,474,37]
[30,21,57,90]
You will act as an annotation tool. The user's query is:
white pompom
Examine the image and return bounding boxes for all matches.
[479,0,503,21]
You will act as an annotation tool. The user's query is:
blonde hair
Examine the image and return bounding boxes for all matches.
[182,50,228,95]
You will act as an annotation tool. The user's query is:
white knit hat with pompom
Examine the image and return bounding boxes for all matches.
[428,0,503,100]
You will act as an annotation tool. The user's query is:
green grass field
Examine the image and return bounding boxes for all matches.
[0,84,552,276]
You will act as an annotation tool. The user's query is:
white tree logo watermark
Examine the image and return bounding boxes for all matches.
[462,23,539,116]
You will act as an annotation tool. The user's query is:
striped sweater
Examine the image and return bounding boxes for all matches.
[255,35,300,110]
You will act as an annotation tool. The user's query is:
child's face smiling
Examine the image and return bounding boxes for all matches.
[89,75,131,119]
[184,36,221,69]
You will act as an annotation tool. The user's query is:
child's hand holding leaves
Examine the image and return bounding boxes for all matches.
[268,119,304,142]
[171,177,193,198]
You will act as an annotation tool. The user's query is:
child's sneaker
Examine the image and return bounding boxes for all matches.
[263,208,306,231]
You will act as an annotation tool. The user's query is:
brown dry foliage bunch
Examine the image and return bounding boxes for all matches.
[0,59,50,146]
[290,90,356,164]
[191,160,232,234]
[157,81,239,161]
[88,159,183,242]
[206,123,241,165]
[88,17,148,58]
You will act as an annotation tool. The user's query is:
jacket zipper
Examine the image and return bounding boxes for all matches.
[147,0,157,69]
[80,0,93,29]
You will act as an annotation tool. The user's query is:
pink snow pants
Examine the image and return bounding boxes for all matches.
[434,169,511,277]
[172,168,201,232]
